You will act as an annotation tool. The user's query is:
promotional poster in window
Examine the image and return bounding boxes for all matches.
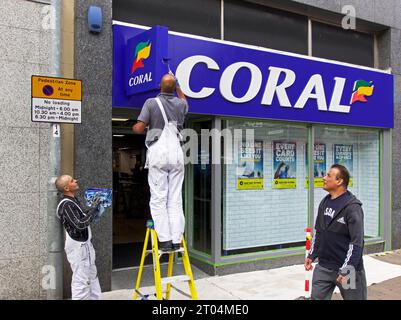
[305,143,327,188]
[236,140,264,190]
[333,144,354,187]
[273,141,297,189]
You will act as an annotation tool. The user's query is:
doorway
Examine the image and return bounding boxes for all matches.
[112,124,152,269]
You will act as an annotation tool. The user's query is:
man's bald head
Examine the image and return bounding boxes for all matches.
[55,175,72,192]
[160,74,176,93]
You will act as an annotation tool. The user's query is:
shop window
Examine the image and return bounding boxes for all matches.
[222,120,308,255]
[312,21,374,67]
[191,121,212,254]
[112,0,220,38]
[224,0,308,55]
[313,127,380,238]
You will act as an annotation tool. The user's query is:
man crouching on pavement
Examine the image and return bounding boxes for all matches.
[55,175,104,300]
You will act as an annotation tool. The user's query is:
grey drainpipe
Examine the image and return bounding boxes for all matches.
[46,0,63,300]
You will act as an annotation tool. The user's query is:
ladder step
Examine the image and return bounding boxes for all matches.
[158,248,185,255]
[161,275,191,285]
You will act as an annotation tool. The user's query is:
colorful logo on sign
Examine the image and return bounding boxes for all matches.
[131,40,152,74]
[350,80,374,104]
[124,26,168,96]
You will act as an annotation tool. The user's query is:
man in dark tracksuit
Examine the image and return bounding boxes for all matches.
[305,164,367,300]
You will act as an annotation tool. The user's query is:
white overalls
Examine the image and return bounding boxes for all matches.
[146,97,185,244]
[58,199,102,300]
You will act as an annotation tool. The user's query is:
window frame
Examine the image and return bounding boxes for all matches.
[188,116,390,266]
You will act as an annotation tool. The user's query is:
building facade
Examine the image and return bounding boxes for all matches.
[0,0,53,299]
[1,0,401,299]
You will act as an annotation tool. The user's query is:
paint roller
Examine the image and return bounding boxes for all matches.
[162,56,180,86]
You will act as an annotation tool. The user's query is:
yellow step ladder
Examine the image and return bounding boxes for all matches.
[133,219,198,300]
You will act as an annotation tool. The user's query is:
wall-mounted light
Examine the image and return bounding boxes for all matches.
[88,5,102,34]
[113,135,125,137]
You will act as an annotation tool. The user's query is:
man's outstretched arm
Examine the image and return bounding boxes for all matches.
[176,85,186,101]
[133,120,147,134]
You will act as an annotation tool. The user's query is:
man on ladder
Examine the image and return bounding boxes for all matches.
[132,73,188,251]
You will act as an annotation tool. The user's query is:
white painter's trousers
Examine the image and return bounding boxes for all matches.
[147,143,185,244]
[65,229,101,300]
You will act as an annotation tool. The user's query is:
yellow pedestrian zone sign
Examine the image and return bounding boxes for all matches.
[31,75,82,123]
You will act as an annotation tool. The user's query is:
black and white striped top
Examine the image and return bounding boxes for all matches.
[56,196,97,242]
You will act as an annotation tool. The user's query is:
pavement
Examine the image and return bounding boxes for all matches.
[333,249,401,300]
[102,250,401,300]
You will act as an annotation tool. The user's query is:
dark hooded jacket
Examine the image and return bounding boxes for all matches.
[308,191,364,275]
